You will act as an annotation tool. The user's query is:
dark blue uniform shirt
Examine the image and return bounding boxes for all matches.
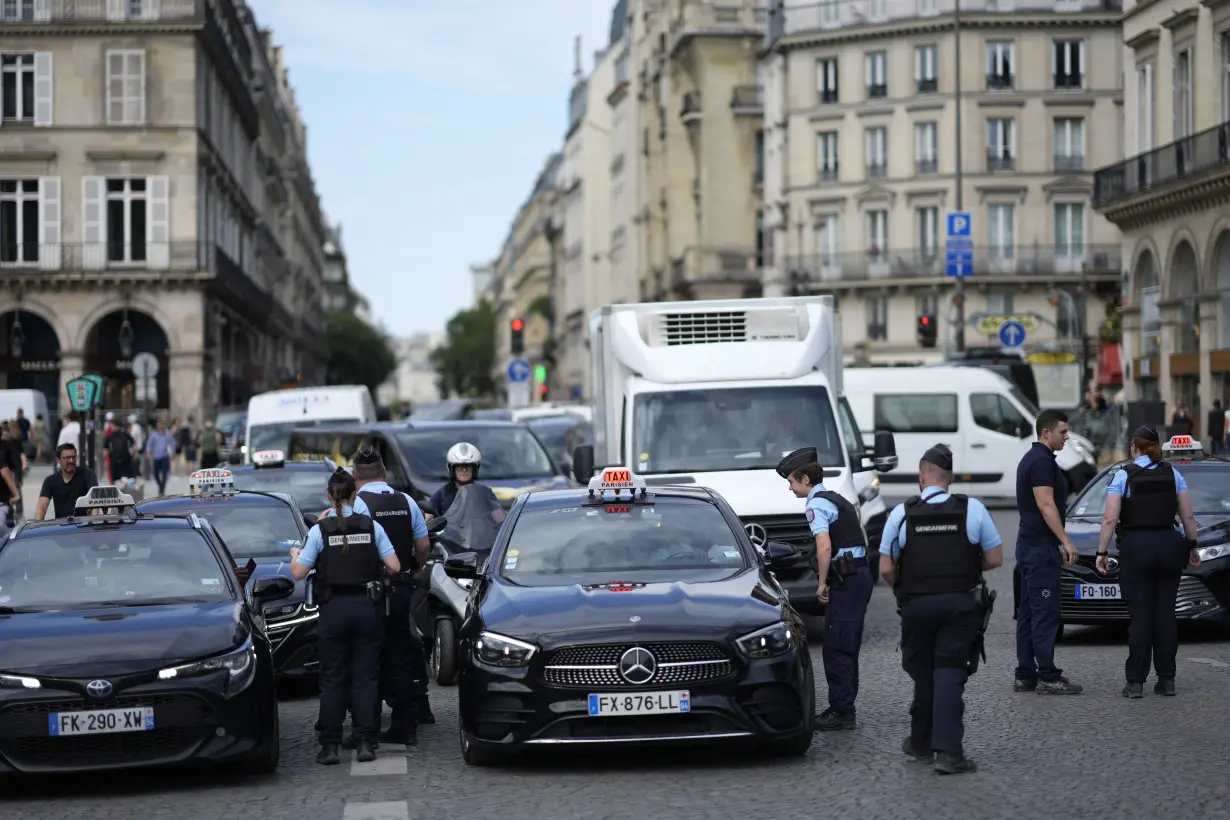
[1016,442,1067,546]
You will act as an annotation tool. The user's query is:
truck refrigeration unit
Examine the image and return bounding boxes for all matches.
[578,296,898,614]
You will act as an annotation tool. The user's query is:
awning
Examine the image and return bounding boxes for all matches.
[1098,341,1123,386]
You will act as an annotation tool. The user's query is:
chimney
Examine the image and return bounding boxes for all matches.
[573,35,582,80]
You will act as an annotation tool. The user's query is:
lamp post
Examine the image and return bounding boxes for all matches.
[952,0,966,353]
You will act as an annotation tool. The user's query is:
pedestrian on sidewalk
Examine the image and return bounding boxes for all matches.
[1208,400,1225,455]
[146,418,176,496]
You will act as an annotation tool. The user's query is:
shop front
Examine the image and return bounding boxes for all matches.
[84,309,171,416]
[0,309,61,420]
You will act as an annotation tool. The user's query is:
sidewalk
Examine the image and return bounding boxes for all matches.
[20,462,192,514]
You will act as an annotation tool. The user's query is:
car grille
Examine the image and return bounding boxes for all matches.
[542,642,733,689]
[0,693,215,770]
[739,515,813,547]
[1060,565,1219,620]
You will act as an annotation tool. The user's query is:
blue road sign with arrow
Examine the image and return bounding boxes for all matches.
[998,320,1027,348]
[507,358,531,383]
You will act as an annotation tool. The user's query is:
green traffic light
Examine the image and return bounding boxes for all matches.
[533,364,547,382]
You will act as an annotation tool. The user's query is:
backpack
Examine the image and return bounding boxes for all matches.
[109,432,130,460]
[201,427,221,453]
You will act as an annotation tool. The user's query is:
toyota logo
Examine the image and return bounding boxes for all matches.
[86,680,113,698]
[1107,557,1119,573]
[618,647,657,685]
[744,522,768,547]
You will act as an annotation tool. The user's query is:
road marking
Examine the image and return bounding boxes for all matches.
[342,802,409,820]
[1187,656,1229,669]
[350,753,408,775]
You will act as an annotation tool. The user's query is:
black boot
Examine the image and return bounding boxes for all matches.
[315,744,340,766]
[1121,682,1144,698]
[415,695,436,725]
[814,708,856,732]
[935,752,977,774]
[902,736,933,762]
[355,740,377,763]
[380,722,418,746]
[1154,678,1176,696]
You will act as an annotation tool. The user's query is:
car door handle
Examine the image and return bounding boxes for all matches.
[971,443,987,449]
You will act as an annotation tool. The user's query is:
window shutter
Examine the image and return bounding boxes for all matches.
[38,177,61,270]
[33,52,53,126]
[82,176,105,269]
[106,0,126,20]
[914,48,921,81]
[1077,41,1085,84]
[33,0,51,22]
[142,0,162,20]
[147,175,170,269]
[133,51,147,124]
[1009,119,1017,158]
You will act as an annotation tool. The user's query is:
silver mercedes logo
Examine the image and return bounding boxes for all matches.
[618,646,657,685]
[744,522,768,547]
[86,680,113,698]
[1107,557,1119,572]
[629,615,641,623]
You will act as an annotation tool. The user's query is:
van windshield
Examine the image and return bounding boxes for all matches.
[248,419,360,455]
[631,386,846,474]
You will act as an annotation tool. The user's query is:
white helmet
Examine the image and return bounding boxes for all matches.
[446,442,482,472]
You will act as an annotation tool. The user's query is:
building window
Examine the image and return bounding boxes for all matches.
[987,118,1015,171]
[915,121,937,174]
[987,203,1015,260]
[1137,62,1154,153]
[105,49,146,125]
[0,178,39,264]
[986,292,1015,314]
[917,0,937,15]
[0,0,36,22]
[1223,33,1230,122]
[868,0,887,21]
[814,213,840,264]
[754,129,764,185]
[756,210,765,266]
[866,209,888,263]
[108,0,158,20]
[916,206,939,259]
[865,126,887,178]
[986,41,1014,90]
[817,58,838,104]
[817,131,838,181]
[820,0,838,26]
[1053,118,1084,171]
[1052,40,1085,90]
[1174,48,1192,139]
[866,295,888,341]
[865,51,887,99]
[915,45,937,93]
[0,54,34,123]
[1054,203,1085,258]
[104,178,148,264]
[916,293,938,318]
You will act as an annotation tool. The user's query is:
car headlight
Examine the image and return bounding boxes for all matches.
[1197,544,1229,562]
[473,631,536,668]
[858,478,880,503]
[265,602,319,627]
[456,578,474,590]
[158,639,256,693]
[0,673,40,689]
[736,622,795,659]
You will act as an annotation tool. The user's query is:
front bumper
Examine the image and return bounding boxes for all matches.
[0,673,274,774]
[458,641,811,755]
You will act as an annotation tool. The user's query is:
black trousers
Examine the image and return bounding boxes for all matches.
[1119,528,1186,683]
[901,592,981,756]
[379,585,429,731]
[822,563,872,714]
[317,594,384,745]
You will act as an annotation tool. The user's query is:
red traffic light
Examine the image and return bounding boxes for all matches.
[510,318,524,332]
[538,384,548,395]
[921,316,930,326]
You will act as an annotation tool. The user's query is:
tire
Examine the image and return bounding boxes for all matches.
[460,714,498,767]
[767,663,814,757]
[432,617,458,687]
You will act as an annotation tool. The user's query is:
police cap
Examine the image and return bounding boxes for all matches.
[776,446,819,479]
[921,443,954,472]
[353,444,384,470]
[1132,425,1160,443]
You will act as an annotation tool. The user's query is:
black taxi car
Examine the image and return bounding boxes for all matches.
[229,449,333,515]
[0,486,288,774]
[1015,434,1230,633]
[447,466,814,766]
[137,469,320,679]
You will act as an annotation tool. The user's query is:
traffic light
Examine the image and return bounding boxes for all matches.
[538,384,549,400]
[533,363,547,383]
[510,318,524,355]
[917,314,937,348]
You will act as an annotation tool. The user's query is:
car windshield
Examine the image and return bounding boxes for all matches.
[439,484,504,554]
[0,529,234,611]
[248,419,359,453]
[397,428,555,481]
[410,401,468,421]
[631,386,846,474]
[216,411,245,435]
[1008,384,1041,418]
[173,502,303,559]
[499,498,748,587]
[1069,464,1230,523]
[528,421,589,466]
[231,469,328,511]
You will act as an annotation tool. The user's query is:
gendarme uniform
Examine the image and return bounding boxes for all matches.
[881,443,1001,774]
[777,446,871,732]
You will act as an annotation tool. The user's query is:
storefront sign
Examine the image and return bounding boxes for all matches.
[19,360,59,372]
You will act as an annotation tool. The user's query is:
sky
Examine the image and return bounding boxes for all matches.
[251,0,615,338]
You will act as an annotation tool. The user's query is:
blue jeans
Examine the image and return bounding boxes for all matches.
[152,456,171,495]
[1015,542,1063,682]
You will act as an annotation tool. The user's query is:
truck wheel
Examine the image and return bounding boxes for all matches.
[433,617,458,686]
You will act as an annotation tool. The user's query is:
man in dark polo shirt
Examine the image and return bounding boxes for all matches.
[35,443,98,520]
[1013,409,1082,695]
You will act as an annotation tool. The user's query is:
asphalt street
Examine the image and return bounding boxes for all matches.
[4,505,1229,820]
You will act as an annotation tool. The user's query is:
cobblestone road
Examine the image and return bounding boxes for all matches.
[3,509,1229,819]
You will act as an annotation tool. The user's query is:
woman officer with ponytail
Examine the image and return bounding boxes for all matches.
[291,467,400,765]
[1095,425,1200,698]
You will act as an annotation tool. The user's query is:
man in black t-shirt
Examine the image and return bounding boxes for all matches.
[0,432,21,534]
[105,426,137,480]
[36,444,98,519]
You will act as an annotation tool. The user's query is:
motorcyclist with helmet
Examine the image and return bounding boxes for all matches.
[426,442,505,524]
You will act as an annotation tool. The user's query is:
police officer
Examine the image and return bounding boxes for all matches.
[779,446,871,731]
[290,467,400,765]
[879,444,1004,775]
[1095,426,1200,697]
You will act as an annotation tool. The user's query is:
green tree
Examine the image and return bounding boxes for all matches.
[430,299,497,398]
[325,311,398,394]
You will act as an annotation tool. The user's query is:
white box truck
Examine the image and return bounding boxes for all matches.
[574,296,897,614]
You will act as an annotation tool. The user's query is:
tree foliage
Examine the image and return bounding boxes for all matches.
[430,299,497,398]
[325,311,398,394]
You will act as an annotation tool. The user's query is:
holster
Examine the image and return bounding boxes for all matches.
[967,584,997,676]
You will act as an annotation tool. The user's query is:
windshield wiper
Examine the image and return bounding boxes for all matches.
[0,606,39,614]
[64,598,209,609]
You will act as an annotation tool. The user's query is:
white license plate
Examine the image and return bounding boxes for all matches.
[588,691,690,717]
[48,707,154,736]
[1074,584,1121,600]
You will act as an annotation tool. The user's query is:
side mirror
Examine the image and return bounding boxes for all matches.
[251,575,295,603]
[302,512,318,528]
[763,540,800,568]
[427,516,448,535]
[444,552,479,579]
[571,444,595,484]
[873,431,899,473]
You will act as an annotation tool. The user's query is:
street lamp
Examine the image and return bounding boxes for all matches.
[9,314,23,358]
[118,312,135,359]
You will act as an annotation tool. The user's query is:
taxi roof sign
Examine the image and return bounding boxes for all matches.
[75,485,136,513]
[586,467,648,500]
[252,449,286,468]
[1163,435,1200,452]
[189,468,236,495]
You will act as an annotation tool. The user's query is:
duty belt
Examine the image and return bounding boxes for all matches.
[389,572,418,588]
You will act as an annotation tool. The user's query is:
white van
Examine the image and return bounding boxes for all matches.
[843,367,1098,500]
[0,389,51,453]
[244,386,377,464]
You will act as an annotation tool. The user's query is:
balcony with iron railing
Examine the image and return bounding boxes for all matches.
[987,151,1015,172]
[773,0,1121,39]
[1054,153,1085,172]
[671,248,764,288]
[916,78,938,94]
[781,243,1122,283]
[680,92,702,124]
[670,0,767,54]
[1093,119,1230,211]
[916,157,938,175]
[731,85,763,114]
[986,73,1014,91]
[0,0,199,24]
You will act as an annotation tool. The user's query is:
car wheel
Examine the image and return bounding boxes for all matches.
[433,617,458,686]
[768,662,814,757]
[249,703,280,774]
[460,714,498,766]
